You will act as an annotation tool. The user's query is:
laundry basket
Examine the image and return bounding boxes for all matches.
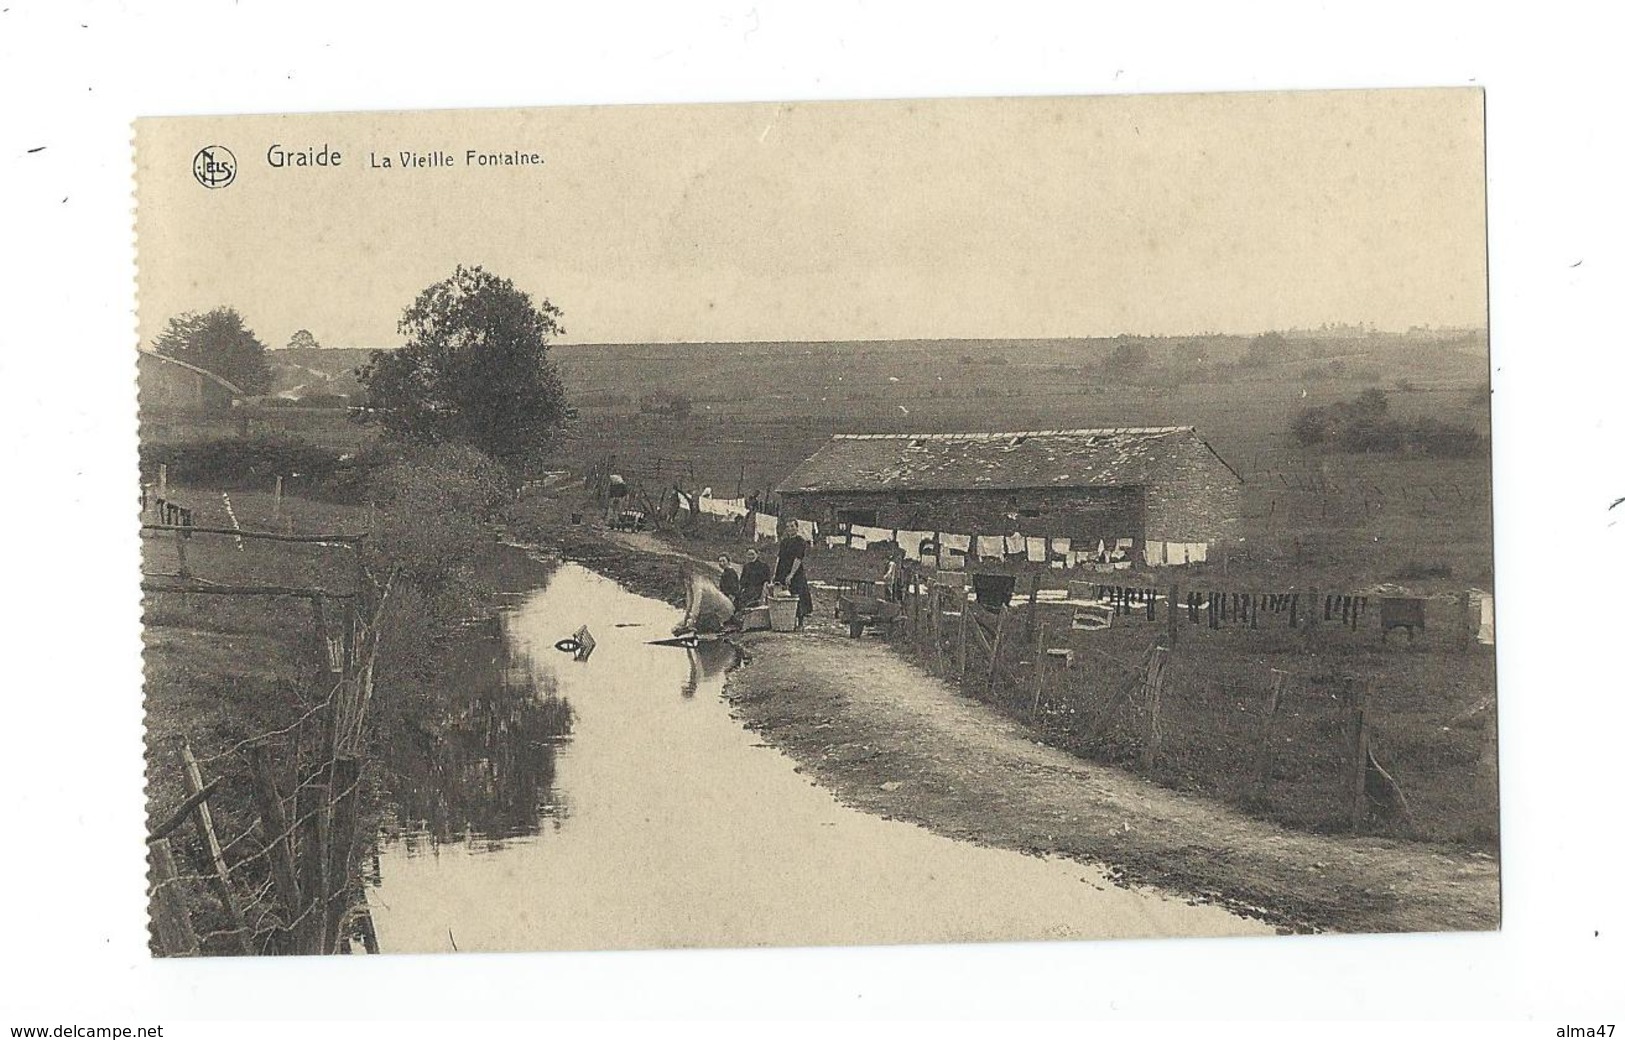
[766,595,800,632]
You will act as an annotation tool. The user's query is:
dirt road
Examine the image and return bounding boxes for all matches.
[724,632,1500,934]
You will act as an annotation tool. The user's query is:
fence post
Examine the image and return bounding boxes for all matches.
[158,463,167,498]
[1140,646,1169,771]
[1025,574,1040,645]
[986,606,1008,693]
[1459,588,1475,649]
[323,755,363,955]
[1347,677,1372,833]
[1248,669,1288,803]
[1166,582,1179,649]
[247,744,302,950]
[174,527,191,581]
[273,475,283,521]
[956,588,969,679]
[148,838,199,957]
[1030,622,1047,715]
[178,743,252,954]
[930,586,945,672]
[294,759,332,955]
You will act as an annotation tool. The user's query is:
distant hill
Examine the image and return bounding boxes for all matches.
[264,347,380,400]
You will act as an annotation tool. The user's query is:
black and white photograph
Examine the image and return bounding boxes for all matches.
[132,89,1498,956]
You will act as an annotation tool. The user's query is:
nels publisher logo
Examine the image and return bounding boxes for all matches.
[192,145,237,189]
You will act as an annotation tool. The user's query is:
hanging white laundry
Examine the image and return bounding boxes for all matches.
[848,533,868,551]
[1188,542,1208,563]
[896,530,927,561]
[852,523,890,544]
[1051,536,1071,559]
[752,512,779,541]
[1477,592,1495,645]
[1147,541,1167,566]
[1116,537,1135,550]
[793,519,816,541]
[975,534,1005,560]
[1026,536,1047,562]
[1005,533,1026,555]
[940,532,972,556]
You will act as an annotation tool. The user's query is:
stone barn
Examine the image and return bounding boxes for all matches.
[775,426,1242,555]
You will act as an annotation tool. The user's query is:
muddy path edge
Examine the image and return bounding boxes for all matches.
[507,517,1499,936]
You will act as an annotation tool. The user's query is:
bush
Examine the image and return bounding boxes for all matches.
[1289,390,1483,458]
[369,442,511,521]
[366,443,514,619]
[139,434,344,490]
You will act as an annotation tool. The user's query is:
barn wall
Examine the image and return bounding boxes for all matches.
[779,486,1146,543]
[137,354,235,412]
[1142,437,1242,544]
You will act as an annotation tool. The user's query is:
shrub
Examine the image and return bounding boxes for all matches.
[139,434,343,489]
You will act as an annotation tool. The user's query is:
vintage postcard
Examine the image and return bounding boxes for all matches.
[136,89,1495,957]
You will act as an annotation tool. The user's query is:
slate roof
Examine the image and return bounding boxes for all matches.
[777,427,1238,494]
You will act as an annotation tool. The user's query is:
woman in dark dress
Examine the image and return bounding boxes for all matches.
[737,548,773,611]
[773,519,814,626]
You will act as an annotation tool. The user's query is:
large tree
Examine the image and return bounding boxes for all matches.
[286,328,321,350]
[358,265,568,467]
[152,306,272,394]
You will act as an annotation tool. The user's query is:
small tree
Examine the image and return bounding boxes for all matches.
[286,329,321,351]
[152,306,272,394]
[1104,340,1151,375]
[358,266,568,469]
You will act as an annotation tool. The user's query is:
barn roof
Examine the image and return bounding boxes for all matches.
[777,427,1239,494]
[137,350,247,397]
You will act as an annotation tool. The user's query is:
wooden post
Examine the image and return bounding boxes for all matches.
[1030,622,1047,715]
[158,463,167,498]
[174,527,190,580]
[273,475,283,520]
[1248,669,1288,802]
[1166,582,1180,649]
[1025,574,1040,645]
[148,838,199,957]
[1140,646,1169,771]
[178,743,252,954]
[1347,677,1372,833]
[294,759,332,955]
[1459,588,1475,649]
[956,588,969,678]
[986,606,1009,692]
[930,587,945,672]
[323,756,363,954]
[247,744,301,947]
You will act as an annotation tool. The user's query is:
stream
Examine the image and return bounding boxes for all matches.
[366,561,1265,951]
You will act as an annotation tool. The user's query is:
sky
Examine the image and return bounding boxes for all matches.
[136,89,1487,350]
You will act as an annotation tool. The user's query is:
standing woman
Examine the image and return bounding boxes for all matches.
[773,516,814,628]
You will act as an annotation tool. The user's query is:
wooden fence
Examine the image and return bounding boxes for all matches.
[887,574,1465,836]
[142,522,393,956]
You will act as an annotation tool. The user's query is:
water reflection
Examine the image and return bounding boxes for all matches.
[681,642,737,700]
[380,620,575,852]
